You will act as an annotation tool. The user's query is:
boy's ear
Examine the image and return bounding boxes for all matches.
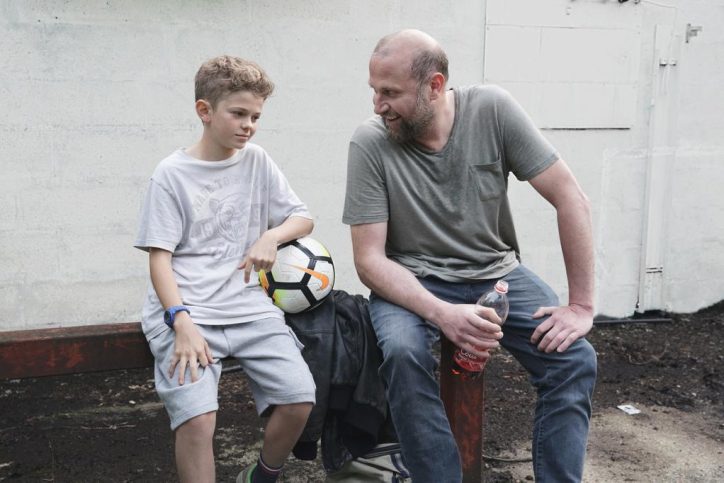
[195,99,212,123]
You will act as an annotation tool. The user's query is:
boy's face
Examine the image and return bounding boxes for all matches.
[203,90,265,153]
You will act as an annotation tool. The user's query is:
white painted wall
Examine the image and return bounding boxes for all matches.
[1,0,722,331]
[487,0,724,317]
[0,0,486,330]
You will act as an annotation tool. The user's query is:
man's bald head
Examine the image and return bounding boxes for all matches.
[372,29,449,86]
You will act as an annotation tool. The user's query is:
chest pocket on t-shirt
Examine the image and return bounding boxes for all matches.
[468,162,504,201]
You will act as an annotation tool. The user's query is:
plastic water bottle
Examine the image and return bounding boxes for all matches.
[451,280,509,380]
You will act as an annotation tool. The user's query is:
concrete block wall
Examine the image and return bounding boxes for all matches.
[2,0,722,331]
[0,0,486,330]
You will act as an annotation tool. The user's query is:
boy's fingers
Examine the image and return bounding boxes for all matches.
[177,357,188,385]
[244,267,252,283]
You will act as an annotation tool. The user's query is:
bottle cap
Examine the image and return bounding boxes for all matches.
[494,280,508,294]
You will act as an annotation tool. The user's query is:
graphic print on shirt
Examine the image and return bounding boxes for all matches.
[188,176,260,261]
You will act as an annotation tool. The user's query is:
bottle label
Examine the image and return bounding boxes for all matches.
[453,349,485,372]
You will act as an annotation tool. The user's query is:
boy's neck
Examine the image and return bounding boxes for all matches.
[186,138,238,162]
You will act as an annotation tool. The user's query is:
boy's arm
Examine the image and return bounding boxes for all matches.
[149,247,214,384]
[239,215,314,283]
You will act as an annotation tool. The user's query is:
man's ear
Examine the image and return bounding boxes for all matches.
[428,72,447,100]
[195,99,212,123]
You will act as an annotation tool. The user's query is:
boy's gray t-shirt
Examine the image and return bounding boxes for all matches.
[135,144,312,339]
[343,85,559,282]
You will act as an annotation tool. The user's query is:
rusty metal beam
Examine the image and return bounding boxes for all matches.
[440,336,484,483]
[0,322,153,379]
[1,324,486,481]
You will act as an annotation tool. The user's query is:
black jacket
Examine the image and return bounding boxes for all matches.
[286,290,390,472]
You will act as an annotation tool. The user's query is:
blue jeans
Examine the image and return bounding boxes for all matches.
[369,265,597,483]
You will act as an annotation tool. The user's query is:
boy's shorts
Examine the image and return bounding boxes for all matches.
[147,318,316,431]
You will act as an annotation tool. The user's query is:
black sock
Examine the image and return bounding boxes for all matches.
[251,454,283,483]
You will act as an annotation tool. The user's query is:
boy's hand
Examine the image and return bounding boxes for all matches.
[168,313,214,385]
[239,232,279,283]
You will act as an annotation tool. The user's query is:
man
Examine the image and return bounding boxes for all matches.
[343,29,596,482]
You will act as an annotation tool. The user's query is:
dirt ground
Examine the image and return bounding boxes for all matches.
[1,301,723,482]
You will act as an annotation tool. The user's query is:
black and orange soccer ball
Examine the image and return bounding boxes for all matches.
[259,237,335,314]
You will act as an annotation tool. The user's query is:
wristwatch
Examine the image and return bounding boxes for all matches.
[164,305,190,329]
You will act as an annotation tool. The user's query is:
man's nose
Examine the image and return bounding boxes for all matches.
[373,94,387,115]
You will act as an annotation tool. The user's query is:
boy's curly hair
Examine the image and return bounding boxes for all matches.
[195,55,275,107]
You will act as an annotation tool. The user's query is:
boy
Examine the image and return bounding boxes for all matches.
[135,55,315,483]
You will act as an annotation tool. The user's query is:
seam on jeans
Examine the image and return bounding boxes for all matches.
[534,358,552,480]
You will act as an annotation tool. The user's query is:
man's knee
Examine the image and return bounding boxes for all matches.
[556,338,597,392]
[572,338,597,378]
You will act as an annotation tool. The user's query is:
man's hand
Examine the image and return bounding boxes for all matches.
[531,304,593,353]
[168,313,214,385]
[434,303,504,359]
[239,232,279,283]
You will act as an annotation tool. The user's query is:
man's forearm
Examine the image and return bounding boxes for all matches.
[557,196,595,313]
[355,253,447,323]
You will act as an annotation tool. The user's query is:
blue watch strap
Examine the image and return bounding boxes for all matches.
[164,305,190,328]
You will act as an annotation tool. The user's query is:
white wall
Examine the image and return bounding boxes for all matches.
[2,0,722,331]
[0,0,486,330]
[487,0,724,317]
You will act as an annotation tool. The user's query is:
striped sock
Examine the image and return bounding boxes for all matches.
[251,454,283,483]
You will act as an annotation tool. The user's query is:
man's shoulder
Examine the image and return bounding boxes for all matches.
[457,84,513,106]
[351,116,387,145]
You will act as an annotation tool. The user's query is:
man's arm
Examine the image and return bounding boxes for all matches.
[528,158,595,353]
[350,222,502,358]
[149,247,214,384]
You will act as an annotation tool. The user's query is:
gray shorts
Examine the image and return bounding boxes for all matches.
[147,318,316,431]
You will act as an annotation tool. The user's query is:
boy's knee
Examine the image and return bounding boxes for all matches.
[272,402,313,428]
[176,411,216,442]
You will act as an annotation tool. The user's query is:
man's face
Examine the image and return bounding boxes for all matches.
[369,53,433,144]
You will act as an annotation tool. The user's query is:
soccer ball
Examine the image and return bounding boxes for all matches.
[259,237,335,314]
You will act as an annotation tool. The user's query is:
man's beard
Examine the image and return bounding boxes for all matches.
[386,90,434,144]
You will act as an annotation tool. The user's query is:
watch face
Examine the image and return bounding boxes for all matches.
[164,310,172,324]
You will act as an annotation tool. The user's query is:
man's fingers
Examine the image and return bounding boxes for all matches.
[475,306,501,325]
[557,331,582,353]
[531,317,553,344]
[532,306,553,319]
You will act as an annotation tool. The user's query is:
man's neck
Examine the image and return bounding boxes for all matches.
[415,90,455,152]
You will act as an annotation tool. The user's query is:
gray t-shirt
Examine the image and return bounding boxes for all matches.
[343,85,559,282]
[135,144,312,339]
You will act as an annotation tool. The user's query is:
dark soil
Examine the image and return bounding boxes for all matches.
[1,301,723,482]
